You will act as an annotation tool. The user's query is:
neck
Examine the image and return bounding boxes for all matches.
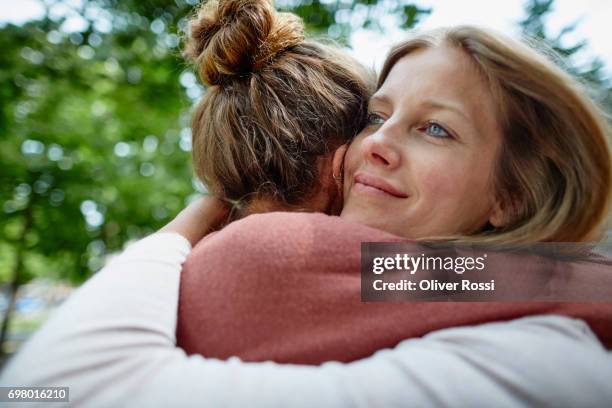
[243,198,298,216]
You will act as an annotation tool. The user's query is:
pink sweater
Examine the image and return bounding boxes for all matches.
[177,212,612,364]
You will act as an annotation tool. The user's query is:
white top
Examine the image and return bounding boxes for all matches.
[1,232,611,408]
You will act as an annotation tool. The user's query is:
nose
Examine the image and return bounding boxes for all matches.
[361,129,401,170]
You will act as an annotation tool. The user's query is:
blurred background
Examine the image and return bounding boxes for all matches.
[0,0,611,361]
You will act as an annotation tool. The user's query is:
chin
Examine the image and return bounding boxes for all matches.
[343,209,389,232]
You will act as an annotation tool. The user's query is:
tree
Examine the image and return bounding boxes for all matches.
[0,7,195,353]
[519,0,612,109]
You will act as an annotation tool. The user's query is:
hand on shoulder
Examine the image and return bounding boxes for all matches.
[159,195,230,246]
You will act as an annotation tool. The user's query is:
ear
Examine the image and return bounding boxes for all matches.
[311,147,345,215]
[332,144,349,183]
[488,197,511,228]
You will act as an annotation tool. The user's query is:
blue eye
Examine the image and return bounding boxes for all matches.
[367,113,385,126]
[423,122,451,139]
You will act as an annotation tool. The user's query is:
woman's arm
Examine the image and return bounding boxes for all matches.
[1,200,611,407]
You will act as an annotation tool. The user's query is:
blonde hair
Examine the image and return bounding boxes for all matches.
[184,0,374,211]
[380,26,611,243]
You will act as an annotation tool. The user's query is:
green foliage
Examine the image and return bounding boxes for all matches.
[520,0,611,108]
[286,0,429,36]
[0,12,194,284]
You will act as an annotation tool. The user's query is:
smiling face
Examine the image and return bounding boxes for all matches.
[340,45,506,239]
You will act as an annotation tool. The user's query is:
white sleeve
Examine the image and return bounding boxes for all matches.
[1,232,611,408]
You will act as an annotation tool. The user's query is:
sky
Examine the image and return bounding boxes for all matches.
[1,0,611,77]
[349,0,612,77]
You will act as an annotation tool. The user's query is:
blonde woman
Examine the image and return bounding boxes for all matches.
[2,23,612,408]
[339,26,610,243]
[176,25,612,363]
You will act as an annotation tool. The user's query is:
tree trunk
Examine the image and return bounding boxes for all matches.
[0,204,33,356]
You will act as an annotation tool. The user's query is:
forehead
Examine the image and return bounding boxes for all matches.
[377,45,501,139]
[378,46,493,108]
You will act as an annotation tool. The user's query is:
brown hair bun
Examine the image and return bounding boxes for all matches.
[185,0,305,85]
[186,1,375,215]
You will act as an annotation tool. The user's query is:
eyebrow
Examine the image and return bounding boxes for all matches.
[368,94,392,107]
[370,95,471,121]
[421,99,471,122]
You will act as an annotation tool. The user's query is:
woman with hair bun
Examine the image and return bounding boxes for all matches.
[185,0,374,217]
[3,2,612,406]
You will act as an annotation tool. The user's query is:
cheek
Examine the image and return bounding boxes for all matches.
[414,158,492,209]
[412,159,495,235]
[342,141,362,196]
[414,159,463,198]
[343,142,361,170]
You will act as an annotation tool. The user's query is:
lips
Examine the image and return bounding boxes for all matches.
[354,173,408,198]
